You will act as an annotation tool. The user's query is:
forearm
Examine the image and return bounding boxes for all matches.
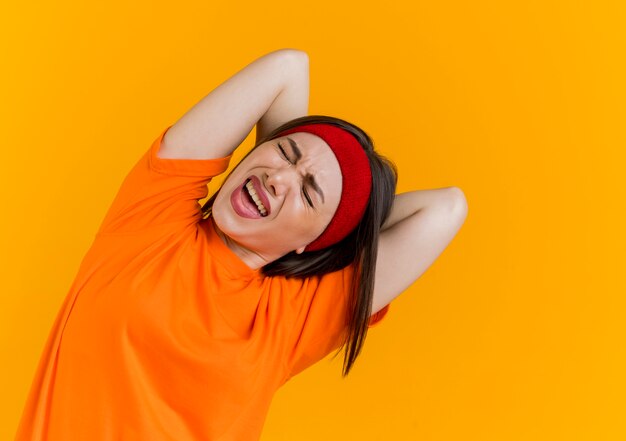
[381,187,464,231]
[165,49,301,160]
[255,50,310,144]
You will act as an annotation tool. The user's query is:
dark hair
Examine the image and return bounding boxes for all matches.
[200,115,398,377]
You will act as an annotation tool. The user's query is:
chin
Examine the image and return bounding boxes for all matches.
[211,203,246,241]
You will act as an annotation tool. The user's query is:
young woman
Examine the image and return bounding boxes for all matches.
[15,49,467,441]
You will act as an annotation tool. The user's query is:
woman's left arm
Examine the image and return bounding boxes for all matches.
[381,187,464,231]
[372,187,468,314]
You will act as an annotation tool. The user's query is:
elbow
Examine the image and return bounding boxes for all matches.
[448,186,469,220]
[275,48,309,63]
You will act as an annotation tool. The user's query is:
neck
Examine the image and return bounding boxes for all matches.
[212,220,276,271]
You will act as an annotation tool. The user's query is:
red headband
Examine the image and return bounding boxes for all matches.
[274,123,372,252]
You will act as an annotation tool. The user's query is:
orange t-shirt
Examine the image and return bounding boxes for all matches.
[15,126,391,441]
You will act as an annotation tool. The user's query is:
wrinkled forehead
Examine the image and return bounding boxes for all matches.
[279,131,343,206]
[280,132,331,154]
[280,132,341,175]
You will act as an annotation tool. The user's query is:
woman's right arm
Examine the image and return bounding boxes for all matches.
[158,48,309,161]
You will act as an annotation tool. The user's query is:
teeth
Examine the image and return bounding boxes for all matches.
[245,180,267,215]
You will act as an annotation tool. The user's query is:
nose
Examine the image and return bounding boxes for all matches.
[265,164,301,198]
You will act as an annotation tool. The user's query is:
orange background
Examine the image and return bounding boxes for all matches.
[1,1,624,440]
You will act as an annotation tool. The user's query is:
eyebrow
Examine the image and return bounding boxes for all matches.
[286,137,326,204]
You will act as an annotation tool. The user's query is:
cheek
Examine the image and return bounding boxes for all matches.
[303,215,330,238]
[279,213,310,235]
[213,190,228,211]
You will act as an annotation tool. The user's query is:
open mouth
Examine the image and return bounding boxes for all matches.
[243,178,268,216]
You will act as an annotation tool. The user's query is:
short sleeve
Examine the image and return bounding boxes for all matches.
[283,263,392,380]
[95,126,232,236]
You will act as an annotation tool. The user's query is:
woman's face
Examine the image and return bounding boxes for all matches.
[212,132,343,266]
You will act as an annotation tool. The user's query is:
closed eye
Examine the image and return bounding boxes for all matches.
[277,143,291,164]
[277,142,314,208]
